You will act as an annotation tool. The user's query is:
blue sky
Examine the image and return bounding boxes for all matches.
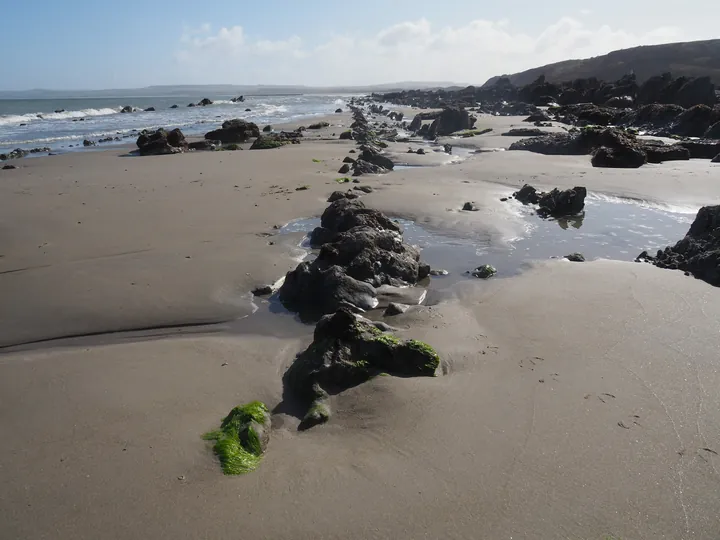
[1,0,717,90]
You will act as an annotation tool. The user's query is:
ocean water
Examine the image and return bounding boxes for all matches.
[0,94,354,154]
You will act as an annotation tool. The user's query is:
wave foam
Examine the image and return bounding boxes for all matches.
[0,107,120,126]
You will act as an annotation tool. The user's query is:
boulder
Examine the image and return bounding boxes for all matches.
[428,107,476,137]
[205,119,260,143]
[198,98,213,106]
[231,96,245,103]
[342,156,356,163]
[501,128,547,137]
[462,202,479,211]
[263,125,272,132]
[187,103,196,107]
[352,160,384,175]
[385,302,409,316]
[591,145,647,168]
[408,115,422,131]
[565,253,585,262]
[335,108,343,113]
[136,128,184,156]
[339,131,353,140]
[643,144,691,163]
[713,154,720,163]
[166,128,188,149]
[252,285,273,296]
[523,111,551,123]
[514,184,539,205]
[705,121,720,139]
[327,191,359,202]
[338,164,351,174]
[638,205,720,286]
[2,164,17,170]
[120,105,133,113]
[189,140,217,151]
[144,107,155,112]
[359,148,394,171]
[282,308,439,428]
[83,139,96,147]
[170,104,178,109]
[677,140,720,159]
[249,134,289,150]
[308,121,330,129]
[353,185,373,193]
[471,265,496,279]
[537,187,587,217]
[666,105,720,137]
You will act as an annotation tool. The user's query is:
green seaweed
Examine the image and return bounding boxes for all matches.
[312,158,322,163]
[403,339,440,372]
[335,177,351,183]
[223,143,241,151]
[203,401,269,475]
[374,333,401,347]
[302,399,331,427]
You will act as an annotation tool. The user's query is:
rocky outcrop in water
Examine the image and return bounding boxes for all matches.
[638,205,720,286]
[513,184,587,217]
[204,119,260,144]
[282,308,439,428]
[279,198,430,320]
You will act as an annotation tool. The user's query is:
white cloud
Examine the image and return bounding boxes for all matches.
[174,18,689,85]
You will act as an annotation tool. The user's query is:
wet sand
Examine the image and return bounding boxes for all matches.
[1,112,720,539]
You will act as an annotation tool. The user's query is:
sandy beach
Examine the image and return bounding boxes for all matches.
[2,111,720,540]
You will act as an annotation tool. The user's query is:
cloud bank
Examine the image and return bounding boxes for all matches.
[176,17,688,85]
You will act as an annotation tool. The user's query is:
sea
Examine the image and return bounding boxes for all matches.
[0,93,355,155]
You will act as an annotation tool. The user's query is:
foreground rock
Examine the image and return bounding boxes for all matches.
[249,133,299,150]
[279,199,429,320]
[638,205,720,286]
[282,308,439,428]
[427,107,476,138]
[203,401,271,474]
[136,128,187,155]
[205,119,260,143]
[513,184,587,217]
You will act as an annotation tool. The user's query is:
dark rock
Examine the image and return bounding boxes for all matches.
[338,164,351,174]
[231,96,245,103]
[2,164,17,170]
[205,119,260,143]
[308,122,330,129]
[409,115,422,131]
[349,149,356,153]
[339,131,353,140]
[245,108,252,112]
[136,128,184,156]
[353,185,373,193]
[666,105,720,137]
[1,148,28,160]
[28,147,50,154]
[565,253,585,262]
[342,156,356,164]
[282,308,439,427]
[537,186,587,217]
[166,128,188,149]
[501,128,547,137]
[357,148,393,171]
[54,109,65,113]
[554,103,621,126]
[514,184,540,205]
[462,202,479,211]
[385,302,409,316]
[591,145,647,168]
[428,107,476,138]
[252,285,273,296]
[416,148,425,155]
[705,122,720,139]
[83,139,96,147]
[443,144,452,154]
[250,134,291,150]
[352,159,384,176]
[263,125,273,132]
[144,107,155,112]
[198,98,213,106]
[643,144,691,163]
[677,140,720,159]
[471,264,496,279]
[429,269,448,276]
[523,111,551,123]
[335,108,343,113]
[638,205,720,286]
[188,140,217,151]
[120,105,133,113]
[605,96,634,108]
[327,191,358,202]
[170,104,178,109]
[187,103,196,107]
[712,154,720,163]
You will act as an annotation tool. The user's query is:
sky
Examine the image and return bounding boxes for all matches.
[1,0,718,90]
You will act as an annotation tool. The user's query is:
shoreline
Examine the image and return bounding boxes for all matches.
[2,109,720,539]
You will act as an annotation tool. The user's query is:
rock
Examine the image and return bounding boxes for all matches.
[502,128,547,136]
[666,105,720,137]
[338,164,351,174]
[514,184,540,205]
[282,308,439,428]
[245,108,252,112]
[358,148,394,171]
[2,164,17,170]
[252,285,273,296]
[231,96,245,103]
[166,128,188,149]
[339,131,353,140]
[170,104,178,109]
[342,156,356,164]
[524,111,551,123]
[472,264,497,279]
[416,148,425,155]
[0,148,28,160]
[677,140,720,159]
[385,302,409,316]
[565,253,585,262]
[638,205,720,286]
[643,144,691,163]
[349,149,356,153]
[144,107,155,112]
[462,202,479,211]
[83,139,96,147]
[538,187,587,217]
[591,145,647,168]
[443,144,452,154]
[335,108,343,113]
[705,121,720,139]
[263,125,273,132]
[409,115,422,131]
[308,121,330,129]
[353,185,373,193]
[352,160,384,175]
[205,119,260,143]
[54,109,65,113]
[120,105,133,113]
[204,401,271,474]
[509,126,643,158]
[249,134,289,150]
[554,103,621,127]
[429,269,448,276]
[187,103,196,107]
[605,96,634,108]
[28,147,50,154]
[428,107,476,138]
[198,98,213,106]
[136,128,184,156]
[327,191,358,202]
[713,154,720,163]
[188,140,217,151]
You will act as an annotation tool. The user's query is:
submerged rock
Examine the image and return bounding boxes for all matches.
[282,308,439,428]
[638,205,720,286]
[203,401,271,475]
[513,184,587,217]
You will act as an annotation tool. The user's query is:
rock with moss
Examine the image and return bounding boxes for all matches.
[283,308,439,428]
[472,264,497,279]
[203,401,271,475]
[250,135,288,150]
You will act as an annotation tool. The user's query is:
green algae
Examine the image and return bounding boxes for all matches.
[374,333,401,347]
[203,401,269,475]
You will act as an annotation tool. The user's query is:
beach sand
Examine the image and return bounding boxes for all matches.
[1,113,719,539]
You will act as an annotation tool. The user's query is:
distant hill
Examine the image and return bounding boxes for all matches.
[484,39,720,87]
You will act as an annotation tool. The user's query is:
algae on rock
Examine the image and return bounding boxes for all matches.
[283,308,440,429]
[203,401,271,475]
